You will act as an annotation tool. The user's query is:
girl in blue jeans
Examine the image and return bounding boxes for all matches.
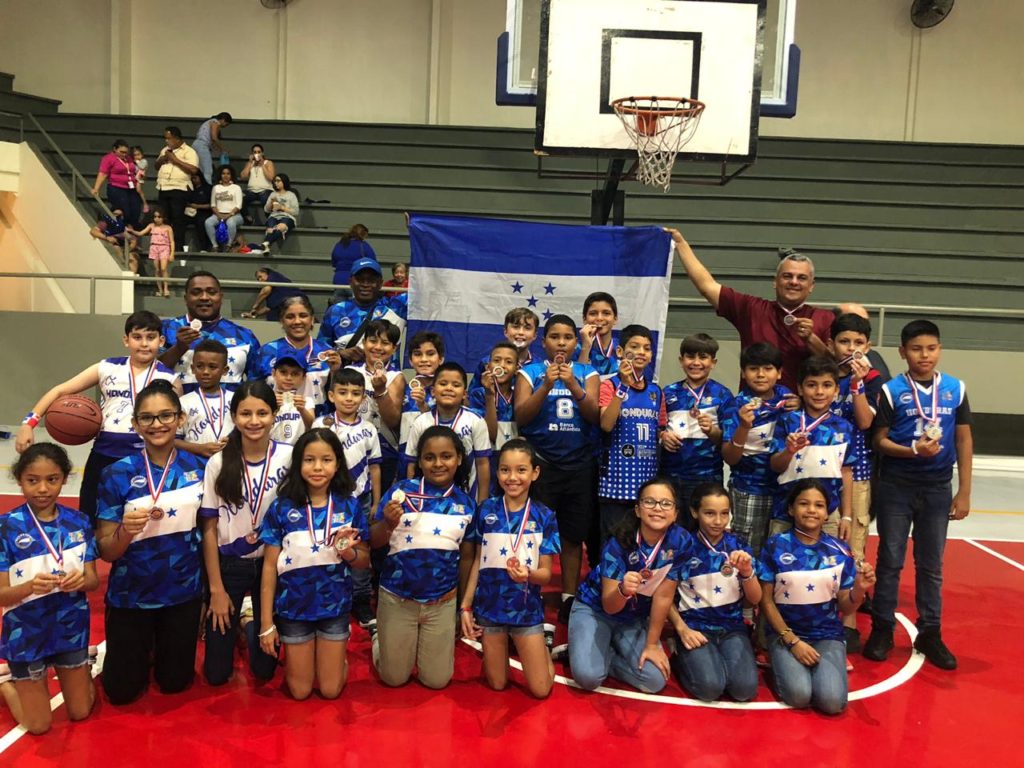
[759,479,875,714]
[568,477,692,693]
[668,482,761,701]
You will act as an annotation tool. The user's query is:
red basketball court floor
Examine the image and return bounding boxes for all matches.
[1,496,1021,767]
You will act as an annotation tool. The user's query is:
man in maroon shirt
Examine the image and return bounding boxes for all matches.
[667,228,832,391]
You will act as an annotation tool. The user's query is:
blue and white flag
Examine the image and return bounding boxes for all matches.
[407,213,674,378]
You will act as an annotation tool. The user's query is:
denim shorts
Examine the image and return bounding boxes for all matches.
[476,616,544,637]
[9,647,90,682]
[277,614,350,644]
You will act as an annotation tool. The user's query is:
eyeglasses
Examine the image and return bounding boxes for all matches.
[135,411,180,427]
[638,497,676,511]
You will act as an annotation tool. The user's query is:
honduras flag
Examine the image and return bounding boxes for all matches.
[407,213,674,378]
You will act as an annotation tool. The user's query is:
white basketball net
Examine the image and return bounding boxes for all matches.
[613,97,705,192]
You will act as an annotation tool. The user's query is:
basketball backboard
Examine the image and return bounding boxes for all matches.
[498,0,799,119]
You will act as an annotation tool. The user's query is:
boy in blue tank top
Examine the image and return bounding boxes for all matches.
[597,325,664,539]
[515,314,600,622]
[862,320,973,670]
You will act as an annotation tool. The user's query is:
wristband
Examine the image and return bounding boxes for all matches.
[730,440,745,449]
[459,606,472,614]
[617,581,628,597]
[740,571,757,582]
[573,391,586,403]
[851,380,865,395]
[22,412,40,428]
[841,516,853,522]
[258,625,277,638]
[615,386,629,401]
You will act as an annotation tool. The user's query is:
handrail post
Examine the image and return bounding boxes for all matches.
[89,277,96,314]
[878,307,886,348]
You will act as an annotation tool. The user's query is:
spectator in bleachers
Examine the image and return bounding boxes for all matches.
[383,262,408,293]
[155,126,200,251]
[240,144,276,222]
[194,112,233,185]
[259,174,299,254]
[204,165,244,253]
[91,139,145,228]
[241,267,305,321]
[331,224,377,287]
[185,172,213,251]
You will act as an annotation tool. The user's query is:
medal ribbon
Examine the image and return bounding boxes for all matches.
[776,301,806,324]
[306,494,334,545]
[244,443,277,530]
[434,406,465,433]
[401,478,455,515]
[635,530,667,573]
[794,528,851,558]
[198,386,227,440]
[697,530,727,565]
[905,372,941,426]
[799,409,831,434]
[685,381,707,412]
[503,498,532,557]
[127,361,157,407]
[594,331,614,359]
[289,335,315,364]
[27,508,64,571]
[143,448,176,510]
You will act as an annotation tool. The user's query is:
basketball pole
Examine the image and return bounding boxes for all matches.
[590,158,626,226]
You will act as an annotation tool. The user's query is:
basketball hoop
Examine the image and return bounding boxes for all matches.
[612,96,705,192]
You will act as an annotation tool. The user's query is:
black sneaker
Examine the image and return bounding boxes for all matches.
[844,625,862,654]
[557,596,575,625]
[353,597,375,628]
[914,630,957,670]
[862,627,894,661]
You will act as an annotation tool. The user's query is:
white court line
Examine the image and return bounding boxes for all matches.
[460,613,923,710]
[963,538,1024,573]
[0,641,105,755]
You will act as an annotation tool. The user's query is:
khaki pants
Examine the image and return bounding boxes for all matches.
[769,510,841,539]
[374,588,456,689]
[849,480,871,561]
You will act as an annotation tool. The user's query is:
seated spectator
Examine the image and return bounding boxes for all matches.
[241,267,306,321]
[240,143,276,222]
[260,174,299,253]
[383,262,408,293]
[331,224,376,288]
[204,165,244,252]
[184,172,213,251]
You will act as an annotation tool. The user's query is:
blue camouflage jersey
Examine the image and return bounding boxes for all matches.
[253,336,335,416]
[660,378,733,481]
[465,496,560,626]
[676,531,752,633]
[161,315,261,393]
[830,371,884,483]
[317,294,407,351]
[97,450,204,609]
[719,386,793,495]
[260,493,369,621]
[0,504,96,663]
[770,410,855,521]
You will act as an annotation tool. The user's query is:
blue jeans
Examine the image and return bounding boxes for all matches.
[567,600,667,693]
[872,476,951,631]
[204,555,278,686]
[352,495,373,602]
[669,629,758,702]
[769,638,847,714]
[195,140,213,184]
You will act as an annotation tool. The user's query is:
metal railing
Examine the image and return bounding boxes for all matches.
[5,112,131,269]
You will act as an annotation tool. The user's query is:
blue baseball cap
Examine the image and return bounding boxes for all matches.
[273,353,308,372]
[351,257,383,277]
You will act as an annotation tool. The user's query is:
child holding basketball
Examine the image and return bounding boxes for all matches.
[461,439,559,698]
[668,482,760,702]
[258,428,369,700]
[177,339,234,461]
[516,314,600,622]
[199,380,290,686]
[370,426,476,689]
[863,319,972,670]
[404,362,492,504]
[759,479,875,714]
[568,477,690,693]
[15,310,181,525]
[597,324,664,539]
[95,381,205,705]
[660,334,733,531]
[0,444,99,735]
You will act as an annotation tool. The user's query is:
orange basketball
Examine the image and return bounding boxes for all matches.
[44,395,103,445]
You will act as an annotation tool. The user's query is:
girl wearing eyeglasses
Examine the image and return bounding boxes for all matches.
[95,381,205,705]
[567,477,693,693]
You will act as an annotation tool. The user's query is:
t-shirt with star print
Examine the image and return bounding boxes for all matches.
[676,531,753,633]
[161,315,261,394]
[0,504,96,664]
[758,530,855,642]
[719,386,794,495]
[97,450,205,609]
[259,493,369,622]
[598,376,665,501]
[769,409,855,521]
[829,371,885,483]
[464,496,560,627]
[576,524,693,624]
[253,336,336,417]
[374,479,476,602]
[660,378,734,481]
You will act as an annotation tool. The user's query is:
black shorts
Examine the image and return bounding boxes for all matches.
[532,455,597,544]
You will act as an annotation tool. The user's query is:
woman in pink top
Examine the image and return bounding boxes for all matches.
[91,139,146,228]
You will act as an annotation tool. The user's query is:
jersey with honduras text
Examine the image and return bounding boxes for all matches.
[598,376,663,501]
[312,415,382,499]
[517,361,599,466]
[94,357,178,457]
